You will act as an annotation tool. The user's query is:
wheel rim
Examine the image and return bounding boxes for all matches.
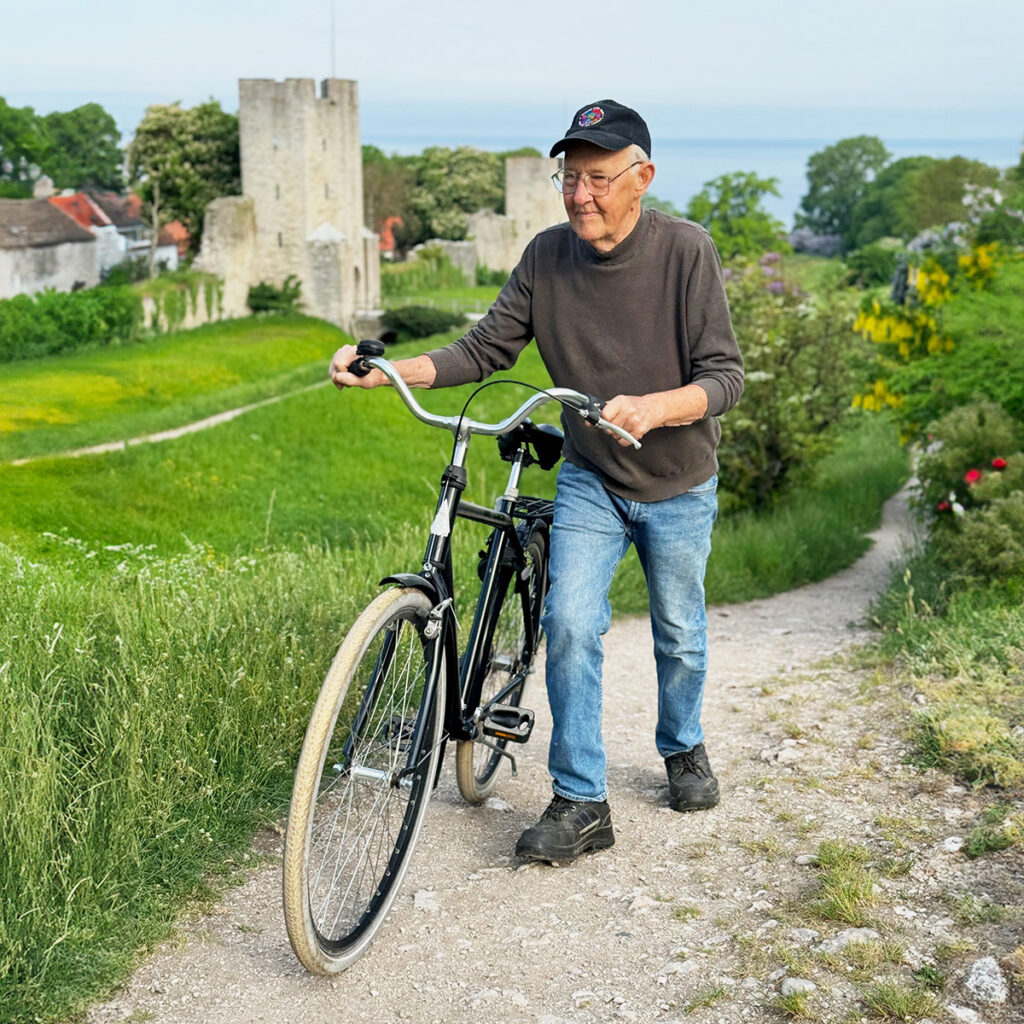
[306,609,433,950]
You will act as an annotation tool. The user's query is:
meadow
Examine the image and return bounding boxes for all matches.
[0,308,907,1023]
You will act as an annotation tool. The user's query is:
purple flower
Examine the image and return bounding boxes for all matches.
[760,251,782,265]
[762,265,776,275]
[722,268,734,280]
[767,280,785,295]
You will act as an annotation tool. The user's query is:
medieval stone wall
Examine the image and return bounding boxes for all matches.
[463,156,566,276]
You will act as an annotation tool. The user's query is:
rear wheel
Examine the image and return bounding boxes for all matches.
[456,527,546,803]
[282,587,445,974]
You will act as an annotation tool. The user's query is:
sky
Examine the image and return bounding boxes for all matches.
[5,0,1024,137]
[4,1,1023,221]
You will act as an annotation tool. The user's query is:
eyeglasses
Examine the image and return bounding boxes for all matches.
[551,160,644,196]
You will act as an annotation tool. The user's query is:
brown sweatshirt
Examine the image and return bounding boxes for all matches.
[427,209,744,502]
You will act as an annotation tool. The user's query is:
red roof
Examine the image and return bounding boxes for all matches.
[158,219,190,255]
[48,193,112,231]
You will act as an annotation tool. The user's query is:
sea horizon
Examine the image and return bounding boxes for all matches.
[364,132,1023,230]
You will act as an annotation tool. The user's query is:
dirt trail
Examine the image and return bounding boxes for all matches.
[82,491,1022,1024]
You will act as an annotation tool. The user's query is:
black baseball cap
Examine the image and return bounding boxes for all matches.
[549,99,651,158]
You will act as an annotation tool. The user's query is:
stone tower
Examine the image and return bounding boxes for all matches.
[199,78,380,330]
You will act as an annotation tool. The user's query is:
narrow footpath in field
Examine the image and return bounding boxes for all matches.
[82,491,1022,1024]
[7,380,330,466]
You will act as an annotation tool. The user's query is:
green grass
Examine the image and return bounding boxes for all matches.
[381,284,503,314]
[0,536,422,1023]
[860,980,941,1021]
[612,413,908,612]
[810,840,879,926]
[870,556,1024,789]
[0,314,349,461]
[0,314,911,1023]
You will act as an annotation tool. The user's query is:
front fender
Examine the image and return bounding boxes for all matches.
[380,572,443,604]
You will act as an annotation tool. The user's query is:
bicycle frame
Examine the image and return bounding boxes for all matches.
[351,351,639,776]
[381,427,544,755]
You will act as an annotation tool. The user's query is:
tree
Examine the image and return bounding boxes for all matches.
[362,144,420,246]
[39,103,123,189]
[849,156,1002,248]
[684,171,786,259]
[127,100,240,261]
[0,97,45,185]
[847,156,935,249]
[407,146,504,242]
[796,136,890,249]
[642,193,684,218]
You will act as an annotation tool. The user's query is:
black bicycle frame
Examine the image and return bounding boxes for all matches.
[379,433,545,756]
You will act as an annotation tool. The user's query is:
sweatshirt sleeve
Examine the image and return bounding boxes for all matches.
[426,252,536,388]
[686,230,745,418]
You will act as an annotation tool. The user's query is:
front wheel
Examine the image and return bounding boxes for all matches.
[282,587,445,974]
[456,526,546,803]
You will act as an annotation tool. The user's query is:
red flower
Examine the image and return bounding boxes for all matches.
[964,468,983,485]
[936,500,951,512]
[992,457,1007,470]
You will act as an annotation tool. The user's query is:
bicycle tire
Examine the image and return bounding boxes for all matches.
[283,587,445,974]
[455,526,546,803]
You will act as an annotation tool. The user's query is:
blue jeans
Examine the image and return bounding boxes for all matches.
[540,461,718,802]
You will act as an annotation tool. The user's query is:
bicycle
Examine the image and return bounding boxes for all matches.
[281,339,640,975]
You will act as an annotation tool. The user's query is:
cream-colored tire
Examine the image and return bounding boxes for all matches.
[282,588,444,974]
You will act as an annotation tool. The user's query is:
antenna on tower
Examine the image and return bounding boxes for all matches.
[330,0,336,78]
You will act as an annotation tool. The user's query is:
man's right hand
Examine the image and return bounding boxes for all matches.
[329,345,385,389]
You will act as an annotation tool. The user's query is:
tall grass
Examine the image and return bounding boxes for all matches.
[611,414,909,611]
[870,555,1024,788]
[0,532,433,1023]
[0,323,910,1022]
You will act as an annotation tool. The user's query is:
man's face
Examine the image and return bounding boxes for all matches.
[561,141,654,253]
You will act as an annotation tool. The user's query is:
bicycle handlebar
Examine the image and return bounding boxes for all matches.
[352,352,641,450]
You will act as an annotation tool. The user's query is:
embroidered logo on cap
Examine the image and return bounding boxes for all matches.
[578,106,605,128]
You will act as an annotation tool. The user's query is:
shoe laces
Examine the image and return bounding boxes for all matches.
[668,745,712,780]
[542,795,581,820]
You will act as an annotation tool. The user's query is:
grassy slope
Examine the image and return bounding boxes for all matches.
[0,315,350,461]
[0,311,912,1024]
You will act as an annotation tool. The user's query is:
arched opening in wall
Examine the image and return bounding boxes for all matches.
[354,266,361,302]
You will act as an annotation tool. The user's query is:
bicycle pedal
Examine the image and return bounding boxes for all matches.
[481,704,534,743]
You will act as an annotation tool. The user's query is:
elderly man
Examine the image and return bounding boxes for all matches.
[330,99,743,863]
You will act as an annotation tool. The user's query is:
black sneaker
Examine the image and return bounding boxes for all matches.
[515,795,615,862]
[665,743,720,812]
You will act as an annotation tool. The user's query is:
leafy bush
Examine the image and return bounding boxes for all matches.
[475,264,508,287]
[101,257,150,286]
[0,286,142,363]
[944,492,1024,581]
[717,255,864,508]
[914,400,1021,514]
[247,274,302,314]
[844,242,900,287]
[685,172,789,259]
[379,304,467,341]
[381,246,469,298]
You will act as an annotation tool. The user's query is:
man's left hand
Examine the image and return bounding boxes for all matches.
[600,385,709,447]
[600,395,665,446]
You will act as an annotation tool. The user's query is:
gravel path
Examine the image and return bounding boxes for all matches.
[83,490,1023,1024]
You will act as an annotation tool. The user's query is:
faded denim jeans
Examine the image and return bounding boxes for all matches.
[541,461,718,802]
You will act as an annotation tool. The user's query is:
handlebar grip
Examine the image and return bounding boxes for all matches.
[348,339,386,378]
[582,394,605,426]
